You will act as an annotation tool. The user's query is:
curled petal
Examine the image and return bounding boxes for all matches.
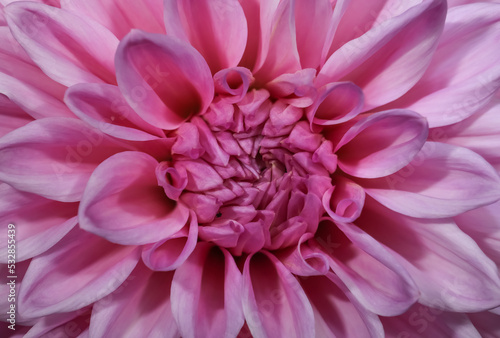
[334,110,429,178]
[115,29,213,130]
[322,177,365,223]
[213,67,253,103]
[79,151,189,245]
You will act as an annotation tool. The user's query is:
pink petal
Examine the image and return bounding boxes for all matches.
[362,142,500,218]
[0,184,77,262]
[115,29,213,130]
[61,0,165,39]
[0,27,71,118]
[0,117,129,202]
[323,177,365,223]
[21,309,91,338]
[300,272,384,338]
[242,251,315,337]
[468,310,500,338]
[5,2,118,86]
[79,151,190,245]
[0,95,33,137]
[385,3,500,127]
[318,0,447,110]
[334,110,429,178]
[381,303,482,338]
[213,67,253,103]
[358,198,500,312]
[294,0,333,69]
[65,83,164,141]
[251,0,301,84]
[18,227,140,318]
[164,0,247,72]
[141,211,198,271]
[171,243,244,338]
[89,263,179,338]
[306,82,364,127]
[313,219,419,316]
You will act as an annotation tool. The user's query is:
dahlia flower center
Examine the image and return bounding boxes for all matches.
[156,69,336,256]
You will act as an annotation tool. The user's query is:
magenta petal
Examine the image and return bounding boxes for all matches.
[0,117,128,202]
[89,263,179,338]
[318,0,447,110]
[5,2,118,86]
[335,110,429,178]
[0,184,77,262]
[164,0,248,72]
[171,243,244,338]
[115,29,214,130]
[363,142,500,218]
[79,151,190,245]
[323,177,365,223]
[242,251,315,337]
[65,83,164,141]
[0,95,33,137]
[141,211,198,271]
[18,227,140,318]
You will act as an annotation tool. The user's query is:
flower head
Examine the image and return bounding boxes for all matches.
[1,0,500,337]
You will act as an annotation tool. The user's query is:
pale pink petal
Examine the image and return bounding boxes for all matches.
[0,95,33,137]
[61,0,165,39]
[164,0,247,72]
[384,3,500,127]
[313,220,419,316]
[0,27,71,118]
[306,82,364,127]
[381,303,482,338]
[115,29,213,130]
[242,251,315,337]
[89,263,179,338]
[318,0,447,110]
[5,2,118,86]
[432,98,500,169]
[358,198,500,312]
[65,83,164,141]
[362,142,500,218]
[22,309,91,338]
[171,243,244,338]
[142,211,198,271]
[0,184,77,262]
[300,272,384,338]
[334,110,428,178]
[79,151,190,245]
[0,118,129,202]
[18,227,140,318]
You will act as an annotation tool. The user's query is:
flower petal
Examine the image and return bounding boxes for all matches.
[5,2,118,86]
[0,117,129,202]
[0,94,33,137]
[385,3,500,127]
[242,251,315,337]
[115,29,214,130]
[334,110,429,178]
[164,0,247,72]
[362,142,500,218]
[358,198,500,312]
[171,243,244,338]
[0,184,77,262]
[61,0,165,39]
[89,263,179,338]
[79,151,189,245]
[318,0,447,110]
[18,227,140,319]
[65,83,164,141]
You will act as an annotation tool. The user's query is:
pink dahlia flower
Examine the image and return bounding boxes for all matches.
[1,0,500,336]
